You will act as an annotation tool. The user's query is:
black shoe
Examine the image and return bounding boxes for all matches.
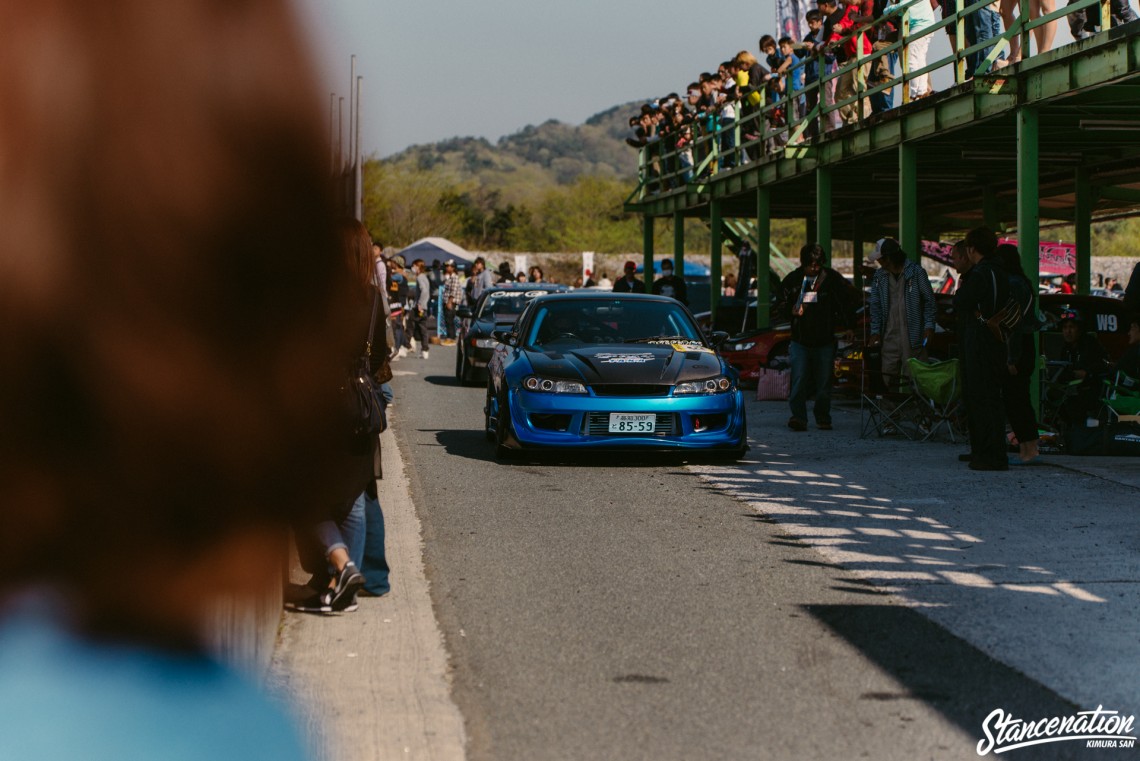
[817,421,833,430]
[787,417,807,432]
[969,461,1008,472]
[286,593,332,614]
[958,453,972,462]
[325,561,365,611]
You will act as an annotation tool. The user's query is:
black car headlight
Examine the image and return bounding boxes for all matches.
[472,337,497,349]
[674,376,734,395]
[522,376,587,394]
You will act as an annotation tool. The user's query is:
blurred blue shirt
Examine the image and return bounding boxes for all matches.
[0,599,310,761]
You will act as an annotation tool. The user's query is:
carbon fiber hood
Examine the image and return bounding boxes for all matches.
[523,343,724,385]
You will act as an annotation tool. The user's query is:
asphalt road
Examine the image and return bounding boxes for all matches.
[389,348,1095,761]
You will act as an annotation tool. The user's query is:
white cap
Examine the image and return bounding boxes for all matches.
[867,239,886,263]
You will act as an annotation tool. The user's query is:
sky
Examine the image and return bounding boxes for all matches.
[293,0,780,159]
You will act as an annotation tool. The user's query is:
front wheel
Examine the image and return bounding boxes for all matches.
[484,384,496,442]
[494,390,516,460]
[718,410,749,462]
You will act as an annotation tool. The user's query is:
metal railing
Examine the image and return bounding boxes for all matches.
[628,0,1117,202]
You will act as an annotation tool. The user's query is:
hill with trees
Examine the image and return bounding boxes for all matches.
[362,103,1140,266]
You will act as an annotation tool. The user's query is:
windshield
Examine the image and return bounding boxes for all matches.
[478,291,538,320]
[526,299,702,348]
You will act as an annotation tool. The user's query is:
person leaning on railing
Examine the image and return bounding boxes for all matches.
[802,8,828,137]
[1068,0,1137,39]
[715,60,741,169]
[883,0,937,99]
[868,0,901,113]
[733,51,769,162]
[828,0,875,125]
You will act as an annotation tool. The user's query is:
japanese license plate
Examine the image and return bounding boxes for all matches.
[609,413,656,433]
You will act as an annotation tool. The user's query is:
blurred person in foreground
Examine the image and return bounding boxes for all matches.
[0,1,355,758]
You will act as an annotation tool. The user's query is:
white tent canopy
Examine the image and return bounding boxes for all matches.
[397,237,475,268]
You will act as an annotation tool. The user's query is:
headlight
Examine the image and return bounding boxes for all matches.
[473,338,497,349]
[674,376,734,395]
[727,341,756,352]
[522,376,587,394]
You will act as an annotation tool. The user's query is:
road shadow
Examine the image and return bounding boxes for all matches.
[806,605,1084,760]
[426,427,731,468]
[423,374,464,387]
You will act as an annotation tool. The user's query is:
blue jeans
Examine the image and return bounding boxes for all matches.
[789,340,837,424]
[315,492,366,571]
[869,51,898,114]
[966,8,1005,78]
[718,117,736,168]
[360,491,390,595]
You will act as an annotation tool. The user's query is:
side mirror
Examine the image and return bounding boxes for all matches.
[492,329,516,346]
[456,305,472,319]
[710,330,729,348]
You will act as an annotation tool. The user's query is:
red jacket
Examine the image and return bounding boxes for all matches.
[830,4,873,61]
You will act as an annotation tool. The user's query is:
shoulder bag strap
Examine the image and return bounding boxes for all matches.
[365,289,380,360]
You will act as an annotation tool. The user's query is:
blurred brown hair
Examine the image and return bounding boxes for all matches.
[341,218,377,292]
[0,1,355,616]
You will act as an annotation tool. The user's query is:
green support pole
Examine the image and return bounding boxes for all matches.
[1075,169,1092,296]
[1018,107,1041,413]
[642,215,655,282]
[757,186,772,329]
[710,200,723,329]
[673,210,685,281]
[816,168,832,264]
[899,143,920,262]
[853,221,864,291]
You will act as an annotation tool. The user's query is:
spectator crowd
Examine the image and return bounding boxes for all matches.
[627,0,1138,190]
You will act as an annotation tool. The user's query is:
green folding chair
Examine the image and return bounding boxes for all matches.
[907,357,963,442]
[1103,370,1140,424]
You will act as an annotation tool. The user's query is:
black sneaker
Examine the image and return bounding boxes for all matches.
[325,561,365,612]
[287,593,332,614]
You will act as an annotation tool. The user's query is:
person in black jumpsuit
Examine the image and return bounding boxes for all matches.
[955,227,1010,471]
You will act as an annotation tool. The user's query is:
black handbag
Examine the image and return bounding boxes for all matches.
[344,292,388,437]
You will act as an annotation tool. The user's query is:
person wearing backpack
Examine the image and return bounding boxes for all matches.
[995,244,1042,465]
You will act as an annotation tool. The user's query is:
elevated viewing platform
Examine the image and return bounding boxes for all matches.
[624,0,1140,326]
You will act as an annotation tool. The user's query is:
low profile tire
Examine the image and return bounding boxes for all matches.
[494,391,516,460]
[484,384,496,442]
[719,410,749,462]
[454,344,463,381]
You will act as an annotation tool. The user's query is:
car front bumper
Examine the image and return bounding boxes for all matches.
[503,387,746,450]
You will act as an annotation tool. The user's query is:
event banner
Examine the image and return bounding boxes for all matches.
[918,239,1077,274]
[776,0,811,43]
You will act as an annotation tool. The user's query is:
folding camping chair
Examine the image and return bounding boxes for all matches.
[859,344,919,439]
[907,357,964,442]
[1103,370,1140,424]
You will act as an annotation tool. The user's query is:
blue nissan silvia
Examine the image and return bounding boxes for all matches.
[484,292,747,459]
